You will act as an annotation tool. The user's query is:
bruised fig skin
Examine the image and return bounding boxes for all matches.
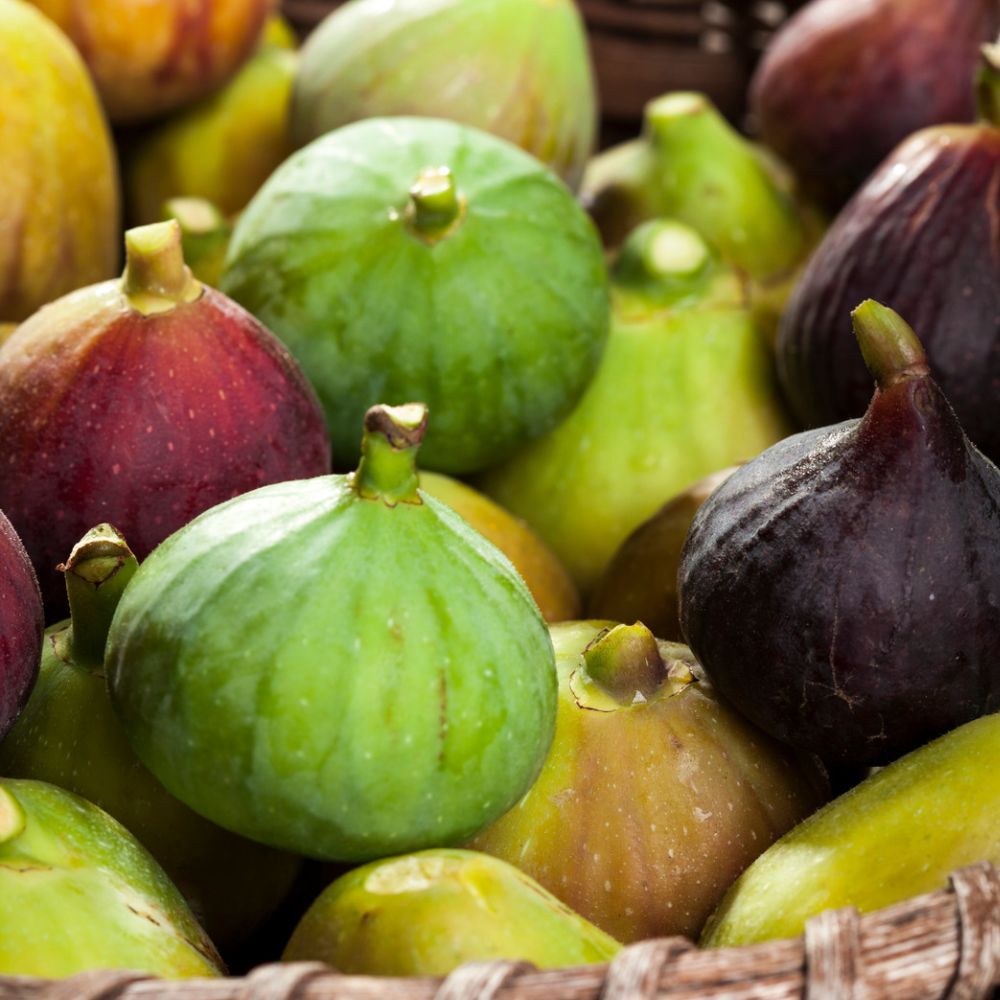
[681,302,1000,767]
[750,0,1000,210]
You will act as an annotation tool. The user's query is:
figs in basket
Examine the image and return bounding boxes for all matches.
[0,525,302,952]
[0,219,330,619]
[221,116,610,474]
[106,404,558,861]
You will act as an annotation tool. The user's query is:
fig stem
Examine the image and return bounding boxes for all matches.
[0,786,26,844]
[406,167,466,243]
[851,300,930,391]
[354,403,428,505]
[977,42,1000,126]
[582,623,666,703]
[59,525,139,672]
[122,220,203,316]
[617,220,710,284]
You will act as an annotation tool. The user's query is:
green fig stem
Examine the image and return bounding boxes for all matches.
[354,404,428,505]
[583,623,667,703]
[977,42,1000,126]
[122,220,203,316]
[851,300,930,391]
[163,198,232,288]
[59,525,139,672]
[0,787,25,844]
[406,167,466,243]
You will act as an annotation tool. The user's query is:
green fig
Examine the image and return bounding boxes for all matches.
[162,198,233,288]
[480,219,790,592]
[0,777,223,978]
[703,712,1000,947]
[283,849,620,975]
[0,525,302,952]
[106,404,558,861]
[470,622,828,943]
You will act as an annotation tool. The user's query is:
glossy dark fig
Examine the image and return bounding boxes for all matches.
[681,302,1000,766]
[751,0,1000,210]
[0,512,42,741]
[777,52,1000,462]
[0,220,330,620]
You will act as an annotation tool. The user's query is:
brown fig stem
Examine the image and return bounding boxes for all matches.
[977,42,1000,126]
[406,168,466,243]
[122,220,202,316]
[59,525,139,672]
[354,403,428,505]
[0,786,25,844]
[583,623,666,702]
[851,300,930,390]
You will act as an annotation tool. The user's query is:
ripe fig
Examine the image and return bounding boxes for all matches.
[291,0,596,190]
[702,711,1000,947]
[0,778,223,978]
[680,301,1000,766]
[469,622,828,943]
[0,219,330,619]
[222,116,609,474]
[0,512,42,741]
[0,0,119,323]
[283,849,620,975]
[751,0,1000,210]
[0,525,302,952]
[106,404,557,861]
[777,46,1000,463]
[480,219,790,592]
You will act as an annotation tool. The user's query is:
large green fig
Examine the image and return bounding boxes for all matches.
[283,849,620,975]
[291,0,596,190]
[221,116,609,474]
[0,525,302,952]
[470,622,828,943]
[106,404,557,861]
[480,219,791,592]
[0,778,223,978]
[703,711,1000,947]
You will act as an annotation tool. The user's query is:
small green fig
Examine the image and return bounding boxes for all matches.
[162,198,233,288]
[283,849,620,975]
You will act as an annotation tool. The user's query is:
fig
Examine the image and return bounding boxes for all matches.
[291,0,596,190]
[469,622,828,943]
[777,47,1000,462]
[28,0,275,123]
[222,116,609,474]
[588,468,738,642]
[702,711,1000,947]
[126,21,297,224]
[480,219,790,592]
[0,525,302,952]
[163,197,233,287]
[419,473,580,624]
[680,301,1000,766]
[283,849,620,975]
[0,512,42,742]
[0,219,330,619]
[106,403,558,861]
[750,0,1000,210]
[0,0,119,323]
[0,778,223,978]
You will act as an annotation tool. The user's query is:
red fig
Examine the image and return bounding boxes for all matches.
[0,220,330,619]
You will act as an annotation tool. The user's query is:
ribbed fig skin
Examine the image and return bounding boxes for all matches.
[751,0,999,209]
[0,513,42,740]
[777,126,1000,461]
[0,285,330,619]
[679,378,1000,766]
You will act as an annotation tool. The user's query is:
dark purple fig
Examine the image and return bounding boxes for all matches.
[777,49,1000,463]
[680,301,1000,767]
[0,513,42,740]
[751,0,1000,210]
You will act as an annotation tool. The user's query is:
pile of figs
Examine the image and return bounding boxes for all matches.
[1,0,999,986]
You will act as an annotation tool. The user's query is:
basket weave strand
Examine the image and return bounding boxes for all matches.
[2,862,998,1000]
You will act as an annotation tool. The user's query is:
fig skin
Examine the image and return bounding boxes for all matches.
[0,221,330,619]
[681,302,1000,766]
[750,0,1000,210]
[0,512,43,742]
[283,849,620,975]
[469,622,829,943]
[777,123,1000,462]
